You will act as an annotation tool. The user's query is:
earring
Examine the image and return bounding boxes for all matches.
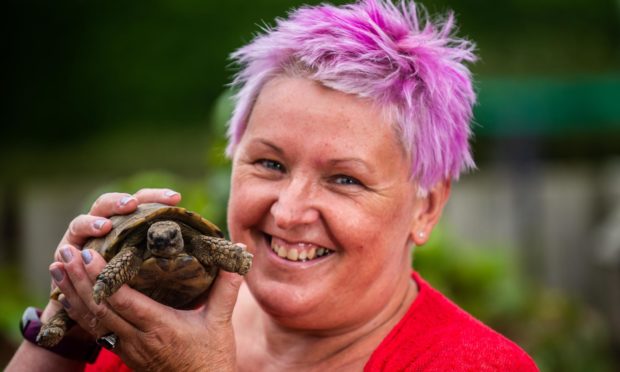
[417,231,425,240]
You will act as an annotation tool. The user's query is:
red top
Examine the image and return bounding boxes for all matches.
[365,272,538,371]
[86,272,538,371]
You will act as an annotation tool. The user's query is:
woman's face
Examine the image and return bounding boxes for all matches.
[228,76,428,331]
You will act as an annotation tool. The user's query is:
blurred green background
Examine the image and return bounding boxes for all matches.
[1,0,619,370]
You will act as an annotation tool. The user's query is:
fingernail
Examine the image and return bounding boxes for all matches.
[93,219,106,230]
[164,190,179,197]
[60,297,71,309]
[51,267,64,283]
[61,247,73,263]
[82,249,93,264]
[119,195,134,206]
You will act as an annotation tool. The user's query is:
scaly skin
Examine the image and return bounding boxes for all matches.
[93,245,143,304]
[189,236,253,275]
[36,212,251,350]
[36,308,74,347]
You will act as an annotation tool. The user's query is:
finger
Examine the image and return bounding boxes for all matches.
[89,192,139,216]
[40,272,65,323]
[133,188,181,205]
[49,260,108,338]
[200,271,244,324]
[61,246,106,304]
[61,247,138,340]
[58,216,113,254]
[105,285,173,331]
[76,249,152,337]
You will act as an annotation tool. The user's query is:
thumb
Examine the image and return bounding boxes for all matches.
[202,271,243,324]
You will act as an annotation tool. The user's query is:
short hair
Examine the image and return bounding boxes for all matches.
[227,0,477,193]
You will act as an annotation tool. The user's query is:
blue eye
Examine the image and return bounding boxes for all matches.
[258,159,285,172]
[333,175,362,186]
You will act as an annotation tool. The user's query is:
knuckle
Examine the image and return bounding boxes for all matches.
[93,305,109,321]
[68,266,87,281]
[67,218,80,239]
[91,192,124,213]
[113,295,135,315]
[68,214,89,238]
[79,311,92,322]
[133,188,148,197]
[133,188,156,202]
[91,194,107,211]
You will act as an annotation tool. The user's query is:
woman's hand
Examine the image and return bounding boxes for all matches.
[47,188,242,371]
[59,247,242,371]
[42,189,181,334]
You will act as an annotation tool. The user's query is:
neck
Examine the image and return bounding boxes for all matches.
[235,272,417,371]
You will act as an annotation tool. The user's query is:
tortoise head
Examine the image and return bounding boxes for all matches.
[147,221,184,257]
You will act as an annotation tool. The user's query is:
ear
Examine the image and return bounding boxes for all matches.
[410,179,451,246]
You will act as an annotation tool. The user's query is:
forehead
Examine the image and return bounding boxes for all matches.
[243,76,407,165]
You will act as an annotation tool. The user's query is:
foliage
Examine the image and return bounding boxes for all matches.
[79,90,235,235]
[0,266,42,343]
[414,227,618,372]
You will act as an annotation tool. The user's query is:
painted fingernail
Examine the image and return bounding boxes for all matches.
[119,195,134,206]
[60,247,73,263]
[93,219,106,230]
[164,190,179,197]
[60,297,71,309]
[82,249,93,264]
[51,267,64,283]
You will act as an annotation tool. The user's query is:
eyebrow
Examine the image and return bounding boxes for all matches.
[328,158,374,174]
[255,139,285,155]
[255,138,374,174]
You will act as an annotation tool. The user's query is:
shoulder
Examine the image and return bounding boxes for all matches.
[365,272,538,371]
[428,318,538,371]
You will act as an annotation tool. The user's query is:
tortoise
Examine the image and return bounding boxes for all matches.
[36,202,253,348]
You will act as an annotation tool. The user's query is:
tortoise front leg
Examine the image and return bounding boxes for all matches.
[93,245,143,304]
[36,308,75,347]
[190,236,252,275]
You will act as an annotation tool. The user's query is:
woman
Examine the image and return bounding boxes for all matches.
[8,0,538,370]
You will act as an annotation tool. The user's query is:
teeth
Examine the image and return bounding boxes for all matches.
[298,250,308,261]
[270,239,331,262]
[287,248,299,261]
[308,247,316,260]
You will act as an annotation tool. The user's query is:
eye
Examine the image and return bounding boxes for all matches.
[257,159,286,172]
[332,175,363,186]
[170,229,178,239]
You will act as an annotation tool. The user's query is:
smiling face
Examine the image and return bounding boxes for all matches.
[227,76,438,331]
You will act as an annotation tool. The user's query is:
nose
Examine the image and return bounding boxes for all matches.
[153,236,167,248]
[270,178,319,229]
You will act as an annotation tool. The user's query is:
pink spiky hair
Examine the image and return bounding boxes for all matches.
[227,0,477,193]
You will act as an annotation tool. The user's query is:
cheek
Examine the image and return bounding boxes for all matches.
[227,174,273,240]
[333,196,414,256]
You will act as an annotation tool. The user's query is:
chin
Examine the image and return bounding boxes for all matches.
[245,268,330,327]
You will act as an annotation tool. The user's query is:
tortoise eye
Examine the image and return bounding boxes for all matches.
[170,229,178,239]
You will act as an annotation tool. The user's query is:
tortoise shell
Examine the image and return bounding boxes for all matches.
[84,203,223,308]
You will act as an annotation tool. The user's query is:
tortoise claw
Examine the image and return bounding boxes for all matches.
[36,325,64,348]
[93,282,106,304]
[237,251,253,275]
